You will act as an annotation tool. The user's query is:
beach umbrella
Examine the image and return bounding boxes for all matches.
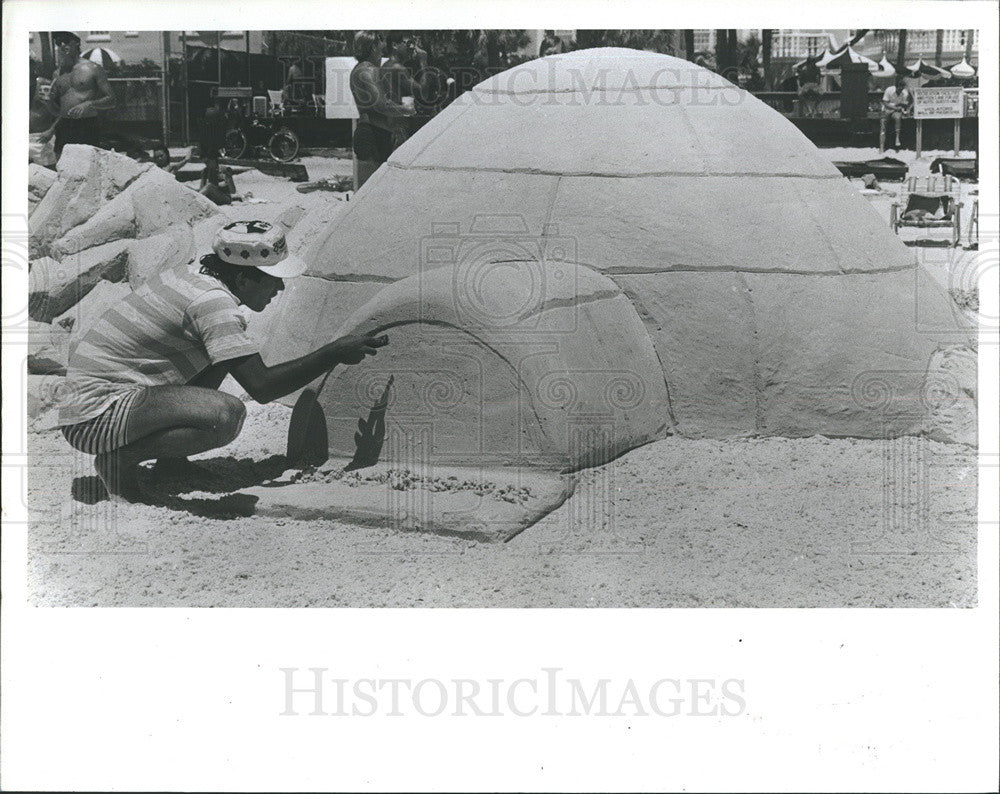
[947,58,977,79]
[823,46,879,73]
[905,58,950,78]
[81,47,122,69]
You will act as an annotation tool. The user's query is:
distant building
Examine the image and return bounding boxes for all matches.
[872,29,979,64]
[29,30,267,66]
[768,29,978,66]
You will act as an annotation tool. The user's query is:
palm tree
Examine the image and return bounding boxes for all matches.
[39,31,56,79]
[715,29,738,79]
[715,29,727,73]
[896,29,907,72]
[762,29,773,89]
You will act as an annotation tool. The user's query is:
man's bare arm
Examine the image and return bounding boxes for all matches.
[44,79,63,118]
[227,331,388,404]
[88,63,116,110]
[39,83,63,141]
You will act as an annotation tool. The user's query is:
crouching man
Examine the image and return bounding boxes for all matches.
[57,220,387,500]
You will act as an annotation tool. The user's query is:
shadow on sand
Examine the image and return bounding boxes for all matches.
[71,455,291,519]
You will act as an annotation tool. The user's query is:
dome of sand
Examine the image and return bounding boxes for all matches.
[261,48,971,471]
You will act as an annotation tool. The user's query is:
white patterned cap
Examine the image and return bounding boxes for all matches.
[212,220,307,278]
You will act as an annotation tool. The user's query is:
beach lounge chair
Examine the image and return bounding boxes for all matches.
[929,157,978,181]
[833,157,908,181]
[890,175,963,246]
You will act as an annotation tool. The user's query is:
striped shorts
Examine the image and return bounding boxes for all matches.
[60,389,145,455]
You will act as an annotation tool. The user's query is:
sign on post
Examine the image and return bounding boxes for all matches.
[911,86,965,119]
[911,87,966,158]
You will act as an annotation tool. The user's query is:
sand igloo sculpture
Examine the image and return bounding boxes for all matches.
[261,48,972,475]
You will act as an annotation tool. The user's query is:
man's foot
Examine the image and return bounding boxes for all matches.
[94,452,144,502]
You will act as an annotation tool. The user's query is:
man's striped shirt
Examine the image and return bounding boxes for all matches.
[58,262,258,426]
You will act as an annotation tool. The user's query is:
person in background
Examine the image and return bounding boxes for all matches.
[881,76,912,150]
[152,143,193,175]
[40,31,117,156]
[349,31,414,189]
[539,30,565,58]
[796,60,823,118]
[282,61,304,105]
[198,107,239,204]
[380,34,431,148]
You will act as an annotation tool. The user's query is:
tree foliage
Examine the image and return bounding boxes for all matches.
[574,30,680,56]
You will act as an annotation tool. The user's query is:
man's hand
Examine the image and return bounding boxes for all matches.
[328,331,389,365]
[65,101,91,119]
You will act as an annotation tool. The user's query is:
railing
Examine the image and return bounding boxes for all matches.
[771,33,833,59]
[753,90,886,117]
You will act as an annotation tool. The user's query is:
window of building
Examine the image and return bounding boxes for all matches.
[125,31,139,38]
[87,31,111,42]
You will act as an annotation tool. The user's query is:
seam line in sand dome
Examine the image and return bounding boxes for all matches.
[594,263,919,277]
[388,163,841,180]
[302,273,396,284]
[735,271,766,434]
[302,263,918,283]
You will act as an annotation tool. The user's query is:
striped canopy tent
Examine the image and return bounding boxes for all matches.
[814,48,841,69]
[822,46,879,73]
[947,58,977,79]
[81,47,122,69]
[791,51,825,70]
[871,55,896,79]
[905,58,950,78]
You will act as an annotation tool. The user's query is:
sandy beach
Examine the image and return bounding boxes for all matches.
[25,147,979,607]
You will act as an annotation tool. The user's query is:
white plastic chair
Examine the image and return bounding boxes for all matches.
[267,90,285,117]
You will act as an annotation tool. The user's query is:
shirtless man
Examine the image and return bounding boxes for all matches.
[349,31,414,188]
[41,31,116,156]
[380,35,430,147]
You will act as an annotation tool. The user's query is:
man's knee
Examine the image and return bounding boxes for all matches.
[213,395,246,443]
